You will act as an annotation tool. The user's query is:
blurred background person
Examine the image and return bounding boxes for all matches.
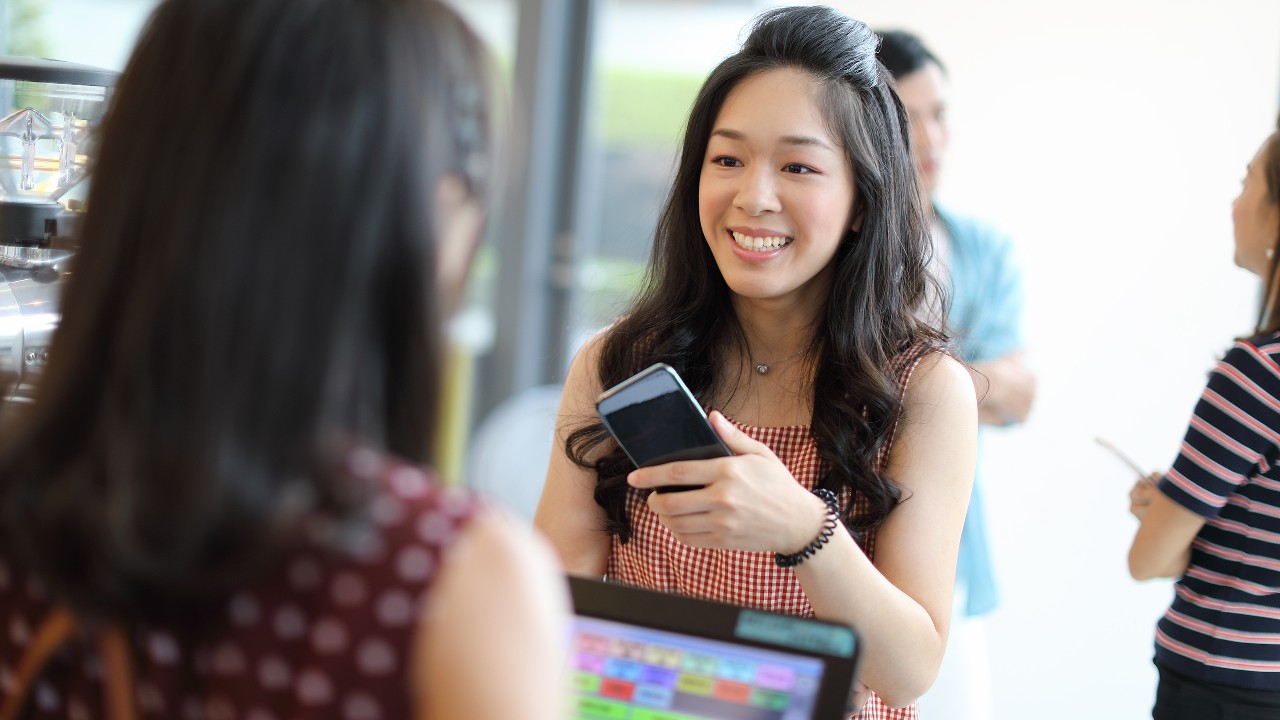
[1127,125,1280,719]
[877,29,1036,720]
[0,1,567,719]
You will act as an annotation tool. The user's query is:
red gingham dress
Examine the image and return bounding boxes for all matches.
[607,340,936,720]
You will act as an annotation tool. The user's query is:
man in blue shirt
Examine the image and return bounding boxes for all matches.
[877,30,1037,720]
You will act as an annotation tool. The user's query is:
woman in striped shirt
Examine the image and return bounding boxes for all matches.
[1129,124,1280,718]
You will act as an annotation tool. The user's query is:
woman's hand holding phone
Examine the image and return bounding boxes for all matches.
[627,411,830,555]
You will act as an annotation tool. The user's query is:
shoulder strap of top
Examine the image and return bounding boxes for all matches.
[874,338,946,474]
[890,338,942,393]
[0,607,137,720]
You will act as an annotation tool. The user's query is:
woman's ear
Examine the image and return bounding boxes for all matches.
[850,200,865,233]
[435,174,483,313]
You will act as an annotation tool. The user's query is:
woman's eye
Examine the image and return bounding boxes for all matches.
[783,163,815,174]
[712,156,742,168]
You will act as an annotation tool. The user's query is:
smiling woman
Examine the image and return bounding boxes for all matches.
[535,6,978,719]
[698,67,857,309]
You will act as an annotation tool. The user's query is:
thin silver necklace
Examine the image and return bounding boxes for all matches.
[751,348,806,375]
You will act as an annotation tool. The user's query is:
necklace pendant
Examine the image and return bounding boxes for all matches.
[756,364,769,375]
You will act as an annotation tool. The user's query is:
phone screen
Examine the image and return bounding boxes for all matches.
[596,364,731,469]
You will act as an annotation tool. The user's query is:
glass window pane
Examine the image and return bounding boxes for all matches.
[8,0,160,69]
[569,0,764,354]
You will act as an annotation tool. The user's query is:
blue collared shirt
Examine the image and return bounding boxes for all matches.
[936,205,1026,617]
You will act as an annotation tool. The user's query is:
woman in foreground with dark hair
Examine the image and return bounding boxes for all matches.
[0,0,566,718]
[536,6,977,718]
[1128,125,1280,718]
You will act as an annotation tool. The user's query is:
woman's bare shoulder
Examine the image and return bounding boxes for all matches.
[905,349,975,406]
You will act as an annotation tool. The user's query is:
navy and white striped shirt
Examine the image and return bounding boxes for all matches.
[1156,333,1280,690]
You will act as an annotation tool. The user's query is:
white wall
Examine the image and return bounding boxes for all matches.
[828,0,1280,717]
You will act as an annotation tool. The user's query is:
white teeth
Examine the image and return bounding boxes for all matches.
[731,231,791,252]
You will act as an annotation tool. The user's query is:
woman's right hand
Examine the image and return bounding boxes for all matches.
[627,411,826,555]
[1128,472,1162,521]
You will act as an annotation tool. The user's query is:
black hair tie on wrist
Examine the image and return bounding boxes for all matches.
[775,488,841,569]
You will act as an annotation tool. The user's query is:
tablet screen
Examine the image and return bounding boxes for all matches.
[568,615,826,720]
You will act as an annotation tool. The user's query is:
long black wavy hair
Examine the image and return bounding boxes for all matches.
[567,5,947,544]
[0,0,493,621]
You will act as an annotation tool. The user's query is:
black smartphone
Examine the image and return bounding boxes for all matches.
[596,363,731,492]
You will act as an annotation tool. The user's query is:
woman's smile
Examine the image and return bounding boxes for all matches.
[728,227,793,261]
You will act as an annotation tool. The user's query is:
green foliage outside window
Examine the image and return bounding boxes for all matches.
[9,0,51,59]
[601,68,703,146]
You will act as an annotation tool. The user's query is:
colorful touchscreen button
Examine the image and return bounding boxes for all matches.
[568,616,825,720]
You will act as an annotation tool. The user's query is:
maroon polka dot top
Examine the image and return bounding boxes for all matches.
[0,447,479,720]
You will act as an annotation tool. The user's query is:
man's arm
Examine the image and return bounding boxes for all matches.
[968,349,1035,426]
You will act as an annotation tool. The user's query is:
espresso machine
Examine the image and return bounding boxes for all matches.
[0,58,116,404]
